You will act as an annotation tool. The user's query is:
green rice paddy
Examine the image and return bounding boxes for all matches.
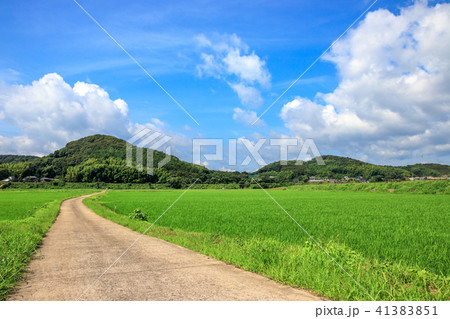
[0,189,97,300]
[86,187,449,301]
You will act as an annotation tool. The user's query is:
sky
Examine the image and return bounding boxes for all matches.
[0,0,449,171]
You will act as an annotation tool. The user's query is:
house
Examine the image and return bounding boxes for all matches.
[23,176,39,182]
[426,176,448,180]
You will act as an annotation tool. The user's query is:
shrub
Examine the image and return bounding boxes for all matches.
[129,209,148,221]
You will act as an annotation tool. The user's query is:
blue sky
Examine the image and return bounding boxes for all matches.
[1,0,449,171]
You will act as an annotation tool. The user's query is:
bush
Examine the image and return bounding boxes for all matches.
[129,209,148,221]
[167,177,182,189]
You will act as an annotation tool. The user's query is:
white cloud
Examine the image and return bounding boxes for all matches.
[228,83,263,108]
[233,108,265,127]
[197,53,222,79]
[280,2,450,163]
[0,73,193,157]
[196,33,270,119]
[0,73,131,155]
[196,33,270,87]
[222,48,270,87]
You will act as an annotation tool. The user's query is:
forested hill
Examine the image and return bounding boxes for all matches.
[257,155,450,182]
[0,155,38,164]
[0,135,218,186]
[399,163,450,177]
[1,135,448,186]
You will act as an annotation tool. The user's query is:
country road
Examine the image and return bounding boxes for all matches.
[9,192,323,301]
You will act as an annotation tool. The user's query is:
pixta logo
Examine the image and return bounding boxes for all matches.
[192,138,324,167]
[126,128,172,175]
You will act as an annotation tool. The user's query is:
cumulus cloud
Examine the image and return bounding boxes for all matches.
[222,49,270,87]
[0,73,193,157]
[196,33,270,118]
[196,33,270,87]
[0,73,131,155]
[280,2,450,163]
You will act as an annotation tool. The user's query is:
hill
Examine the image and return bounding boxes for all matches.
[0,155,39,164]
[399,163,450,177]
[1,135,448,186]
[0,135,219,186]
[257,155,449,182]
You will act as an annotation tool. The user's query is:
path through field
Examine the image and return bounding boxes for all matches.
[9,193,323,301]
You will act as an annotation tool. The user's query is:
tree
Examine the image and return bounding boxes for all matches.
[167,177,182,189]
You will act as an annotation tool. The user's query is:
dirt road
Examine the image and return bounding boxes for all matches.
[9,193,323,301]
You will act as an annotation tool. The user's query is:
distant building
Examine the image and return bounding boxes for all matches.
[426,176,448,180]
[23,176,39,182]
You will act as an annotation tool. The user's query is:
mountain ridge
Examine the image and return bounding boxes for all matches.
[1,134,449,185]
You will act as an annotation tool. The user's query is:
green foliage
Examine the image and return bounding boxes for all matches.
[86,189,449,301]
[0,167,9,180]
[400,163,450,177]
[258,155,449,182]
[129,208,148,221]
[0,134,217,186]
[1,162,33,180]
[167,177,183,189]
[0,155,38,164]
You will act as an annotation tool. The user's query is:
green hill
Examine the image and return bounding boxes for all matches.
[0,134,211,186]
[257,155,449,182]
[1,135,448,186]
[51,134,206,173]
[0,155,38,164]
[400,163,450,177]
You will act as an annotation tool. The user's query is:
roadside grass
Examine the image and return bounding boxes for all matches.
[0,189,97,300]
[85,188,449,301]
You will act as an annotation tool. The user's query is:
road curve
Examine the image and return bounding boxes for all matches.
[9,192,324,301]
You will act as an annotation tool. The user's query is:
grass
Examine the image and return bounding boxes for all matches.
[287,180,450,194]
[0,189,97,300]
[85,186,449,301]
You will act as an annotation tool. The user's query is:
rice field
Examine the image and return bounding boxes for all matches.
[86,188,449,301]
[0,189,96,300]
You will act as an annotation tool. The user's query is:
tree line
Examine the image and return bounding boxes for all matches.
[1,135,448,187]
